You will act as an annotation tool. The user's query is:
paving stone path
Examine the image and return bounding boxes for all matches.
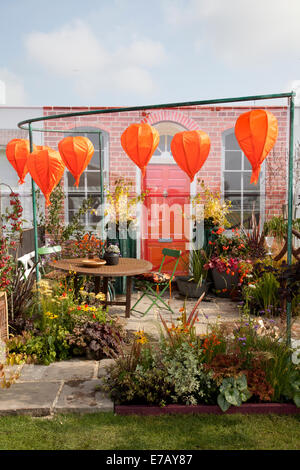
[1,292,299,416]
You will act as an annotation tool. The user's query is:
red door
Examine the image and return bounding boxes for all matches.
[142,164,190,274]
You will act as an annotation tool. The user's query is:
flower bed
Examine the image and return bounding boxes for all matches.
[103,297,300,414]
[115,403,300,416]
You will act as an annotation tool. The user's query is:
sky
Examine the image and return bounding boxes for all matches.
[0,0,300,107]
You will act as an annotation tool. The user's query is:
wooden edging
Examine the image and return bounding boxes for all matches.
[115,403,300,416]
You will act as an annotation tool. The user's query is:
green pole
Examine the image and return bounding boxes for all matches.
[99,131,105,250]
[28,123,40,283]
[286,93,295,347]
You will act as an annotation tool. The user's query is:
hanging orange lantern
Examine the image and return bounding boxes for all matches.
[121,123,159,176]
[6,139,36,184]
[58,136,94,186]
[170,130,211,182]
[36,145,52,151]
[27,148,65,206]
[235,109,278,184]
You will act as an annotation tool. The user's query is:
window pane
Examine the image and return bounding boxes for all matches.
[243,173,260,192]
[87,150,100,170]
[86,172,100,191]
[68,210,85,225]
[225,150,242,170]
[67,171,85,190]
[167,135,172,151]
[243,155,252,171]
[225,132,240,150]
[224,172,241,192]
[68,195,85,210]
[243,211,260,229]
[224,194,241,210]
[227,211,241,228]
[243,194,260,211]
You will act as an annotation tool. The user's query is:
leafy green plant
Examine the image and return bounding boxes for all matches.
[183,249,208,286]
[283,370,300,407]
[217,375,252,412]
[39,183,94,246]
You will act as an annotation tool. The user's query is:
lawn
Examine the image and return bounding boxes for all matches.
[0,413,299,450]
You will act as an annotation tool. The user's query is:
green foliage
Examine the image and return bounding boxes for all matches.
[264,216,300,242]
[38,183,94,246]
[242,271,280,316]
[217,375,252,412]
[283,370,300,407]
[184,249,208,285]
[6,326,71,365]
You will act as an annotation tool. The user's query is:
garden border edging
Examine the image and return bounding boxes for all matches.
[114,403,300,416]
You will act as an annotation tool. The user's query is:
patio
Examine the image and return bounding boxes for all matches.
[1,290,300,417]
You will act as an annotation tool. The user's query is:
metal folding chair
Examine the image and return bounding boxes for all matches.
[130,248,181,316]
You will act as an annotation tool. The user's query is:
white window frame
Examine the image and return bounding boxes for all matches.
[221,128,265,230]
[64,127,109,231]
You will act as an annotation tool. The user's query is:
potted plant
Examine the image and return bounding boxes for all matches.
[176,249,210,298]
[103,244,121,265]
[191,180,232,252]
[204,228,252,294]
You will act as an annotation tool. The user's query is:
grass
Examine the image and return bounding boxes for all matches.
[0,412,299,450]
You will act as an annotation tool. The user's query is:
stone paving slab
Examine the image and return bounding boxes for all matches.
[0,381,61,416]
[98,359,115,378]
[18,359,97,382]
[54,379,113,414]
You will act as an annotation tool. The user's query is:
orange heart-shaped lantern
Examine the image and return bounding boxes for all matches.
[58,136,94,187]
[6,139,37,184]
[235,109,278,184]
[27,148,65,206]
[170,130,211,182]
[121,123,159,177]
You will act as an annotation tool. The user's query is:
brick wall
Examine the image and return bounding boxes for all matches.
[43,104,289,222]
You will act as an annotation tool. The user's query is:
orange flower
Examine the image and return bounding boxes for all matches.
[216,227,225,235]
[222,246,229,251]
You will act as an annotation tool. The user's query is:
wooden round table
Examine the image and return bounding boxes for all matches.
[48,257,152,318]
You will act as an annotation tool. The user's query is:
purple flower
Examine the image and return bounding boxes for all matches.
[238,337,246,341]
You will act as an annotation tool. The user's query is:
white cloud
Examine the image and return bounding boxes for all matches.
[0,68,28,105]
[164,0,300,66]
[25,20,166,99]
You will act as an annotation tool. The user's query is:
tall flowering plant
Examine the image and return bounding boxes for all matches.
[104,177,148,227]
[191,180,232,228]
[0,187,24,291]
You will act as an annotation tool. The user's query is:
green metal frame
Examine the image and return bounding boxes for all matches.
[17,91,295,344]
[131,248,181,316]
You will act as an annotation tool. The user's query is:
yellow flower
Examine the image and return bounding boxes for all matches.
[95,293,106,301]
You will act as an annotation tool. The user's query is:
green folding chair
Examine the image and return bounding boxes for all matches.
[131,248,181,316]
[37,245,64,280]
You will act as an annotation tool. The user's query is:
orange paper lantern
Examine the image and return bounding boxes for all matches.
[121,123,159,176]
[6,139,36,184]
[27,148,65,206]
[170,130,211,182]
[235,109,278,184]
[58,136,94,186]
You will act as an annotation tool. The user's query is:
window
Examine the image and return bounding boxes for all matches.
[64,127,109,231]
[222,129,264,229]
[151,122,186,164]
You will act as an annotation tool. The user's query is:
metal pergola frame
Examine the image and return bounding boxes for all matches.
[17,91,296,345]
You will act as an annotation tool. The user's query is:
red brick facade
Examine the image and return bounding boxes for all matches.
[43,104,289,222]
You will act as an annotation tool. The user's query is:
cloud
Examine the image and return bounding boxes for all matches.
[25,20,166,99]
[0,68,28,105]
[164,0,300,66]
